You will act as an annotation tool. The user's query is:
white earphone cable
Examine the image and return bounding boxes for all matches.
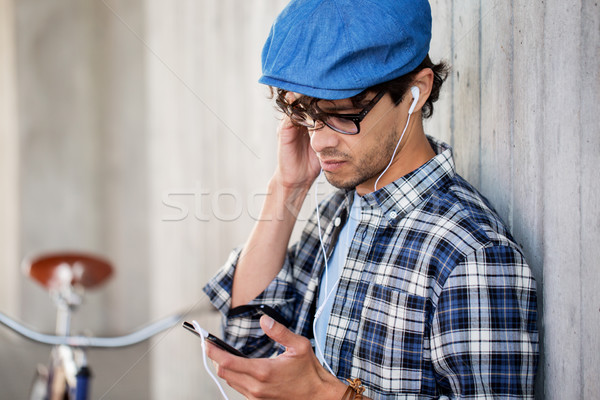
[191,320,230,400]
[314,170,329,296]
[312,171,341,377]
[373,110,412,192]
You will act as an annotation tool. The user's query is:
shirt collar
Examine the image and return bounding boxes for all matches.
[360,136,456,225]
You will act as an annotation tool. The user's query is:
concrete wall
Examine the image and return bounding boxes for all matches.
[0,0,598,399]
[144,1,286,397]
[427,2,600,398]
[0,0,20,317]
[0,0,151,398]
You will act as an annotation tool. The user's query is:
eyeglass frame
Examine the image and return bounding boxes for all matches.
[284,90,387,135]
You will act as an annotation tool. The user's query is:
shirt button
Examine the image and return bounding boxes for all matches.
[389,211,398,219]
[334,217,341,226]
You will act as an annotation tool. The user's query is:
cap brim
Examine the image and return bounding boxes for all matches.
[258,75,364,100]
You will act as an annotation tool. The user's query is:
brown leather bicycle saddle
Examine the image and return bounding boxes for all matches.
[24,252,113,290]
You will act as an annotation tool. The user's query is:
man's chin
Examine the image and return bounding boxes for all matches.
[322,171,361,191]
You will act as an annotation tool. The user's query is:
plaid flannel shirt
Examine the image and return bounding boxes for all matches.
[203,137,538,399]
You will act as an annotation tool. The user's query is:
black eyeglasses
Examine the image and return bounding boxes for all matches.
[284,90,386,135]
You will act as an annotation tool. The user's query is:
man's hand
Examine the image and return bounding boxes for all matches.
[274,116,321,191]
[230,116,320,307]
[205,315,347,400]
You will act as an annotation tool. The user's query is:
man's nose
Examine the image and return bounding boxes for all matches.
[309,124,340,153]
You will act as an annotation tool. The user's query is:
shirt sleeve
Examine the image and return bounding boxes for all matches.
[202,244,298,358]
[430,243,538,399]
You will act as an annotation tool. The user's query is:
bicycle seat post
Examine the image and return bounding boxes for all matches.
[51,262,82,336]
[56,299,71,337]
[23,252,113,336]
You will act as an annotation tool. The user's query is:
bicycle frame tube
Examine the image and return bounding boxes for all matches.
[0,312,182,347]
[75,366,91,400]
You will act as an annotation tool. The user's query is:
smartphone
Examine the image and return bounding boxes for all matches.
[182,321,248,358]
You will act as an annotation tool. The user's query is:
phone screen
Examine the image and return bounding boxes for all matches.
[182,321,248,358]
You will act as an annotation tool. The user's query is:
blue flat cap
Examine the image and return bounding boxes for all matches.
[259,0,432,100]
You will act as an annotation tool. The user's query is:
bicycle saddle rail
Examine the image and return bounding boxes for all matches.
[0,311,183,348]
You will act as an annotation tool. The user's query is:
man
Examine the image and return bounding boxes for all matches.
[203,0,538,399]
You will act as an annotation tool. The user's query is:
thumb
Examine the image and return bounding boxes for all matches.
[260,314,304,351]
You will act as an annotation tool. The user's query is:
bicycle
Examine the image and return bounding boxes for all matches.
[0,252,184,400]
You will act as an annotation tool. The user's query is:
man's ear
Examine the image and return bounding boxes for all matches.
[410,68,434,114]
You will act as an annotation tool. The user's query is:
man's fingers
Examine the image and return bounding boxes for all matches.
[278,114,295,130]
[205,341,276,398]
[205,340,242,371]
[260,315,311,355]
[205,340,265,375]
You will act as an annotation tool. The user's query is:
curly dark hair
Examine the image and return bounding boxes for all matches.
[271,55,449,123]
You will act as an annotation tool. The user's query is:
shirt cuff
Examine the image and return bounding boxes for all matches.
[202,247,297,357]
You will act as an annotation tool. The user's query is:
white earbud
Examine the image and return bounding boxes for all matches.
[408,86,420,114]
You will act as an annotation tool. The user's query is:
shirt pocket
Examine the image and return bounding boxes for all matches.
[353,283,426,395]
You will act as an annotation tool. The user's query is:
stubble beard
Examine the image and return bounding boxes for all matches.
[323,125,400,191]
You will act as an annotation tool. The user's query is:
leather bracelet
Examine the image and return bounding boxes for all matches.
[341,378,365,400]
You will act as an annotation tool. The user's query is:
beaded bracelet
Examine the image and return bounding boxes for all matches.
[341,378,365,400]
